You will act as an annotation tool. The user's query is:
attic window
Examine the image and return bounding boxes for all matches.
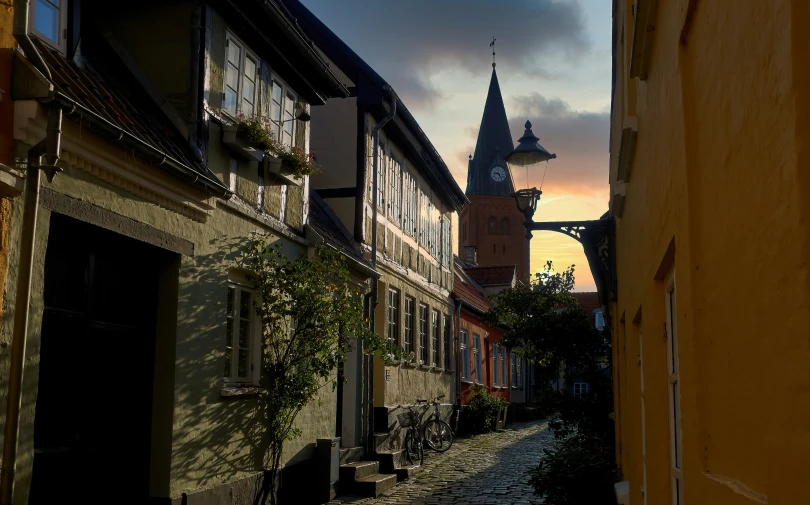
[31,0,67,53]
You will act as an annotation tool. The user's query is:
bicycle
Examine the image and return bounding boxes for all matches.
[397,395,454,466]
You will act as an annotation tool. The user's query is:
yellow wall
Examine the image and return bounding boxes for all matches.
[610,1,810,504]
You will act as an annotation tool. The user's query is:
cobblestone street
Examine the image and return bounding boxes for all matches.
[330,420,553,505]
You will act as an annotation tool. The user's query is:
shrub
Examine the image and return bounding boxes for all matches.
[463,385,509,434]
[529,435,618,505]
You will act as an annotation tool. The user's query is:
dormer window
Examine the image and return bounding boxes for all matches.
[31,0,67,53]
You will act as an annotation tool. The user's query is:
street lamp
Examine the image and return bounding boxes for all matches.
[513,187,542,238]
[505,120,556,166]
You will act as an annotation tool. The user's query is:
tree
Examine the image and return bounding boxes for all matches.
[243,238,399,504]
[482,262,616,503]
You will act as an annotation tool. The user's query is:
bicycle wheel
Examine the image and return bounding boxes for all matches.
[423,419,454,452]
[404,429,422,465]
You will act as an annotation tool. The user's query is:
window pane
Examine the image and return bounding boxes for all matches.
[228,41,241,65]
[35,0,59,43]
[242,100,254,117]
[244,57,256,79]
[240,290,251,319]
[431,311,439,366]
[238,317,250,348]
[238,349,249,377]
[243,78,255,105]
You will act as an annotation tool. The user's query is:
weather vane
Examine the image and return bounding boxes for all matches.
[490,37,496,68]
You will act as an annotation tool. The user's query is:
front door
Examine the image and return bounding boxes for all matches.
[29,213,169,504]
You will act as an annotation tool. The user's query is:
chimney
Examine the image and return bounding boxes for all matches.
[462,246,478,266]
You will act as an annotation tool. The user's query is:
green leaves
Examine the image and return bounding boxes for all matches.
[463,385,509,434]
[243,238,385,503]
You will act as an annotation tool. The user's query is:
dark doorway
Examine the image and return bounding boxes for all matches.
[29,213,174,504]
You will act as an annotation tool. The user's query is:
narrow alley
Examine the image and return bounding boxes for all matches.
[329,421,553,505]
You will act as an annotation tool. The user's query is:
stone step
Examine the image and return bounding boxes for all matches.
[393,463,422,481]
[373,449,408,473]
[339,446,364,464]
[354,473,398,497]
[372,431,390,452]
[339,460,379,482]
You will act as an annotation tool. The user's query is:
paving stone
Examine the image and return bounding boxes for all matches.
[328,420,553,505]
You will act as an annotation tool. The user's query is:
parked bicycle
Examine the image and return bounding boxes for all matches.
[397,395,454,465]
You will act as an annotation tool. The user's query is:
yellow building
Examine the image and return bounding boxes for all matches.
[609,1,810,504]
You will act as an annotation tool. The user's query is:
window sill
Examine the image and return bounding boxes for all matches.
[430,367,444,373]
[221,385,262,397]
[443,368,455,375]
[400,360,418,368]
[418,364,431,371]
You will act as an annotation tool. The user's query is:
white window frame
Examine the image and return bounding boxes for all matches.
[460,330,470,381]
[473,333,482,383]
[389,155,402,223]
[419,303,429,364]
[224,274,261,384]
[574,382,589,397]
[30,0,68,53]
[376,141,387,210]
[269,77,299,147]
[516,356,523,388]
[665,270,684,505]
[500,346,506,386]
[404,296,415,357]
[492,343,499,387]
[387,288,400,345]
[443,314,451,369]
[511,352,517,387]
[224,32,259,119]
[403,169,418,237]
[441,215,451,268]
[431,310,440,367]
[594,308,605,330]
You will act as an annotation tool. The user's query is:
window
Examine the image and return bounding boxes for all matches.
[460,330,470,380]
[431,310,440,367]
[500,217,509,235]
[492,343,499,387]
[441,216,451,268]
[389,156,402,223]
[377,142,386,209]
[269,80,298,146]
[443,314,451,369]
[511,352,517,387]
[488,217,498,235]
[473,333,482,383]
[419,303,429,364]
[419,188,430,249]
[224,282,258,382]
[500,346,506,386]
[574,382,589,397]
[404,296,415,356]
[31,0,66,52]
[516,356,523,387]
[594,308,605,330]
[224,34,259,118]
[403,170,418,236]
[530,364,535,387]
[666,273,683,505]
[387,288,400,345]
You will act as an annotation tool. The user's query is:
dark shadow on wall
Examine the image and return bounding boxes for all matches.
[170,235,332,505]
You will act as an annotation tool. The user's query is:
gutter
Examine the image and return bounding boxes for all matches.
[254,0,349,99]
[0,105,63,505]
[50,92,231,198]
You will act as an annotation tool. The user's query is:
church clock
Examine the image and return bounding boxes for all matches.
[489,166,507,182]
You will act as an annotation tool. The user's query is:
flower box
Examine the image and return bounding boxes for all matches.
[222,124,264,162]
[264,155,303,187]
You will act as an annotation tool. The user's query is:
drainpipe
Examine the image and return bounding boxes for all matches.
[12,0,51,81]
[366,87,396,452]
[187,1,204,162]
[0,105,62,505]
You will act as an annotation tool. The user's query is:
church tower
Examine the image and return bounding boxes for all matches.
[459,67,530,280]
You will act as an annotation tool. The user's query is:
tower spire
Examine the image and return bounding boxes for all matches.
[490,37,496,68]
[465,66,515,196]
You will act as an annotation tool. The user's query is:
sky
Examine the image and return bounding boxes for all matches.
[300,0,612,292]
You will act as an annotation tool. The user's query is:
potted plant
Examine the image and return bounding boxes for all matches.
[224,115,320,186]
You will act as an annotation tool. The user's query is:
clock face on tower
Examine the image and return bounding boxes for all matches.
[490,166,507,182]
